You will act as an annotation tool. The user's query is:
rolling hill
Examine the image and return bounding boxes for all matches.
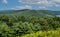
[0,9,60,17]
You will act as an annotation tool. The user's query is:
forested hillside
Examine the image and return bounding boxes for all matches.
[0,10,60,37]
[0,9,59,17]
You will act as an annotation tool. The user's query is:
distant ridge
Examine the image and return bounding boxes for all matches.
[0,9,60,17]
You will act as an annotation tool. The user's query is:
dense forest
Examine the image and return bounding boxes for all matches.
[0,10,60,37]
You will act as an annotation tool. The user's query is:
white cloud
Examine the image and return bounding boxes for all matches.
[19,0,49,4]
[3,0,7,4]
[11,5,32,10]
[39,6,46,9]
[52,0,60,3]
[18,0,60,7]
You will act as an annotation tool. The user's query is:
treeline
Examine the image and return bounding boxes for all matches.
[0,15,60,37]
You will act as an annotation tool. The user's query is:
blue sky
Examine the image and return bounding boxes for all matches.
[0,0,60,11]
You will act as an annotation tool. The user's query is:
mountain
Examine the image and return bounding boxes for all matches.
[0,9,60,17]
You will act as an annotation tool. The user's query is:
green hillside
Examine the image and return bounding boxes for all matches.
[0,10,60,37]
[0,9,57,17]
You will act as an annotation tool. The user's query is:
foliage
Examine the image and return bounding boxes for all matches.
[20,29,60,37]
[0,14,59,37]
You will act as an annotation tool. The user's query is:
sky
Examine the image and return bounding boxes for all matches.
[0,0,60,11]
